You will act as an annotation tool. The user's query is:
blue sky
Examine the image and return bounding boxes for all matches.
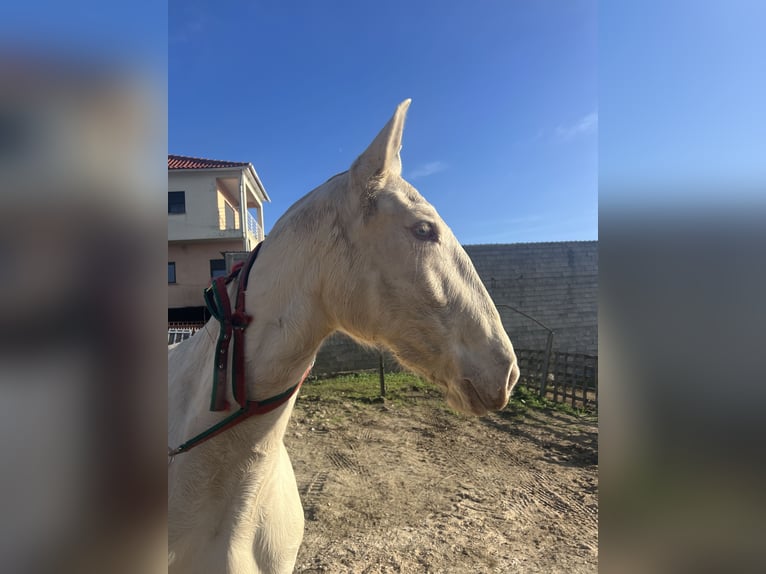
[600,0,766,208]
[170,0,597,244]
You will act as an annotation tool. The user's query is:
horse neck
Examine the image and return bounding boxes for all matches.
[172,178,345,461]
[243,172,359,357]
[241,219,339,402]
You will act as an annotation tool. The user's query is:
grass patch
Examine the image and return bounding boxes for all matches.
[301,372,440,407]
[302,373,595,420]
[509,384,596,419]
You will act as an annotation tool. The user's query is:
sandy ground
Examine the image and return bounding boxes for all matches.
[285,388,598,573]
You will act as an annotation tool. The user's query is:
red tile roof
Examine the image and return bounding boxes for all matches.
[168,154,250,170]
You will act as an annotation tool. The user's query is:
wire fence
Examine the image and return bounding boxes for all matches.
[167,322,598,412]
[515,348,598,412]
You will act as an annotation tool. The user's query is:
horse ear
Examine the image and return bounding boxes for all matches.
[351,99,411,185]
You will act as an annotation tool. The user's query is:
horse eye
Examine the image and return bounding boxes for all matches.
[412,221,436,241]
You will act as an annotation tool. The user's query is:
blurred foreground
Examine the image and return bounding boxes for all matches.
[0,45,166,573]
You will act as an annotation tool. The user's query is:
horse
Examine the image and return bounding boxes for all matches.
[168,99,520,573]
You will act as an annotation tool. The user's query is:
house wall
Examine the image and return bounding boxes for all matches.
[312,241,598,375]
[169,170,246,242]
[217,189,241,231]
[168,240,244,308]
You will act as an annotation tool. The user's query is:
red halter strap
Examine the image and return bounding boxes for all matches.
[169,243,312,458]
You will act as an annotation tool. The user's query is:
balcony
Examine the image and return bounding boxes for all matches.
[247,210,262,240]
[216,206,261,243]
[218,205,239,231]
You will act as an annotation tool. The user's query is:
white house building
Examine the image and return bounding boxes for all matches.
[168,154,270,323]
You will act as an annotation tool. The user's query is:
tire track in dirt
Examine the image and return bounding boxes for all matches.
[357,428,375,442]
[414,409,597,548]
[301,429,383,532]
[327,446,370,478]
[499,458,598,549]
[291,397,598,573]
[299,470,329,522]
[414,414,473,477]
[422,413,599,563]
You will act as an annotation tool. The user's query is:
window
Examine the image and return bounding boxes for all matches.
[168,262,176,284]
[168,191,186,214]
[210,259,227,279]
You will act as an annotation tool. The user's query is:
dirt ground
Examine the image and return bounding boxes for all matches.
[285,379,598,573]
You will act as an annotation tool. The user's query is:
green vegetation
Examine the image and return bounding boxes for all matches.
[301,372,440,407]
[301,372,595,420]
[508,383,596,420]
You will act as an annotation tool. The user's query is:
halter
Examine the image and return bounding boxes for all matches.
[169,242,312,459]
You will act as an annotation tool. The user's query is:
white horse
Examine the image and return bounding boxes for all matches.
[168,100,519,573]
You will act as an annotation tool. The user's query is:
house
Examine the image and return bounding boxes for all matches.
[168,154,270,324]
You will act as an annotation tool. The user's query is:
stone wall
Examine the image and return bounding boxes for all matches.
[312,241,598,376]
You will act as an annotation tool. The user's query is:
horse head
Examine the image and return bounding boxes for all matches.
[330,100,519,415]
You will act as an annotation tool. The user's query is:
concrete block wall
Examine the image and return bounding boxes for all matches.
[312,241,598,375]
[465,241,598,355]
[310,334,401,377]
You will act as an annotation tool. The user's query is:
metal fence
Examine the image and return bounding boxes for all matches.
[246,210,261,240]
[515,348,598,411]
[168,322,204,345]
[215,207,261,240]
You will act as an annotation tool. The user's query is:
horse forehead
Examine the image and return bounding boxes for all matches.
[400,181,427,203]
[390,183,438,214]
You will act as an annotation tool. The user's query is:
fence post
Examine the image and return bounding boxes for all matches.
[539,331,554,398]
[492,304,554,399]
[379,351,386,397]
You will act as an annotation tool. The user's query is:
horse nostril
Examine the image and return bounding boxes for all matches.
[507,361,520,391]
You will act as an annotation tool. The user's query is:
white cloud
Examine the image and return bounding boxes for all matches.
[555,112,598,141]
[408,160,448,180]
[170,17,204,44]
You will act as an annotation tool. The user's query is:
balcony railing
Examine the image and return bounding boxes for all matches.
[217,207,261,240]
[246,210,261,240]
